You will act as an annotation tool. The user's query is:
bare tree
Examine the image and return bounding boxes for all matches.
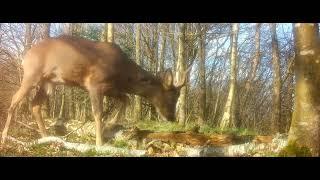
[25,24,32,52]
[197,23,206,125]
[288,23,320,156]
[158,24,168,72]
[43,23,51,38]
[107,23,114,43]
[176,23,187,125]
[270,23,281,134]
[245,23,261,96]
[133,23,142,122]
[220,23,239,130]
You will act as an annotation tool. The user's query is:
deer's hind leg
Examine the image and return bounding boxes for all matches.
[1,74,41,144]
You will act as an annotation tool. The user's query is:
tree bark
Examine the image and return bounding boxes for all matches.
[107,23,114,43]
[133,24,142,122]
[170,24,177,72]
[270,23,281,134]
[25,23,32,51]
[59,86,65,119]
[220,23,239,130]
[176,23,187,125]
[52,87,57,119]
[158,24,167,72]
[245,23,261,97]
[288,23,320,156]
[42,23,51,118]
[197,23,206,125]
[63,23,72,35]
[68,88,74,120]
[24,23,33,119]
[153,24,159,73]
[43,23,51,38]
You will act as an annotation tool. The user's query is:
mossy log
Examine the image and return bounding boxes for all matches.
[119,127,257,147]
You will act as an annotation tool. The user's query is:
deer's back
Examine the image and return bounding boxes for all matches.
[23,35,129,87]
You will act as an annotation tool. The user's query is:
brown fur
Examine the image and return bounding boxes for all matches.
[1,35,188,146]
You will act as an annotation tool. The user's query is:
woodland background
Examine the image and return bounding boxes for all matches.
[1,23,318,156]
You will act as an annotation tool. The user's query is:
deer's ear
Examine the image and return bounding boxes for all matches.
[162,69,173,89]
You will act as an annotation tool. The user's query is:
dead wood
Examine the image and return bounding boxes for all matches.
[122,127,239,147]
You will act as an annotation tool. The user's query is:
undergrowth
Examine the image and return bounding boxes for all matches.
[137,120,257,136]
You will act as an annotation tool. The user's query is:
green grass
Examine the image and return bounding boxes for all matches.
[0,142,114,157]
[112,139,129,148]
[137,121,188,132]
[81,149,113,157]
[279,142,312,157]
[65,133,96,144]
[261,151,279,157]
[199,124,256,136]
[136,120,257,136]
[2,119,258,157]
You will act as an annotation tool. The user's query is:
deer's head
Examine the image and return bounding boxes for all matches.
[150,67,191,122]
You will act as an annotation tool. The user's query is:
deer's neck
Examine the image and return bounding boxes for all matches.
[124,61,162,99]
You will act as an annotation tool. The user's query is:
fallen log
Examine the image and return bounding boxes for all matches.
[115,127,287,157]
[121,127,239,147]
[5,136,146,157]
[183,136,288,157]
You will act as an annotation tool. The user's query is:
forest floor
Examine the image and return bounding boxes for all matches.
[0,119,291,157]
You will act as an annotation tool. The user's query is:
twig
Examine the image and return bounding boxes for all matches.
[15,120,40,133]
[5,135,146,157]
[63,119,90,138]
[5,136,27,146]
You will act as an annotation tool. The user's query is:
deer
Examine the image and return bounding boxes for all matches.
[1,35,190,146]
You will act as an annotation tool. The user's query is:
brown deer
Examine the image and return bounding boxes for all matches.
[1,35,190,146]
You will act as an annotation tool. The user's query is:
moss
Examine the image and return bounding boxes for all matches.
[65,133,95,144]
[262,151,279,157]
[279,142,312,157]
[137,121,186,132]
[82,149,100,156]
[137,120,257,136]
[198,124,256,136]
[112,139,129,148]
[28,144,54,156]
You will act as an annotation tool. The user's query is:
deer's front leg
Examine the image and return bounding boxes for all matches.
[88,88,103,146]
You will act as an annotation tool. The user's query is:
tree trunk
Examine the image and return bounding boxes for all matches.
[242,23,261,129]
[63,23,72,35]
[212,90,220,124]
[288,23,320,156]
[60,23,73,120]
[133,24,142,122]
[170,24,177,72]
[42,23,51,118]
[52,87,57,119]
[59,86,65,119]
[107,23,114,43]
[151,24,159,74]
[245,23,261,97]
[24,23,33,119]
[43,23,51,38]
[176,23,187,125]
[158,24,167,72]
[25,23,32,52]
[197,23,206,125]
[270,23,281,134]
[68,88,74,120]
[220,23,239,130]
